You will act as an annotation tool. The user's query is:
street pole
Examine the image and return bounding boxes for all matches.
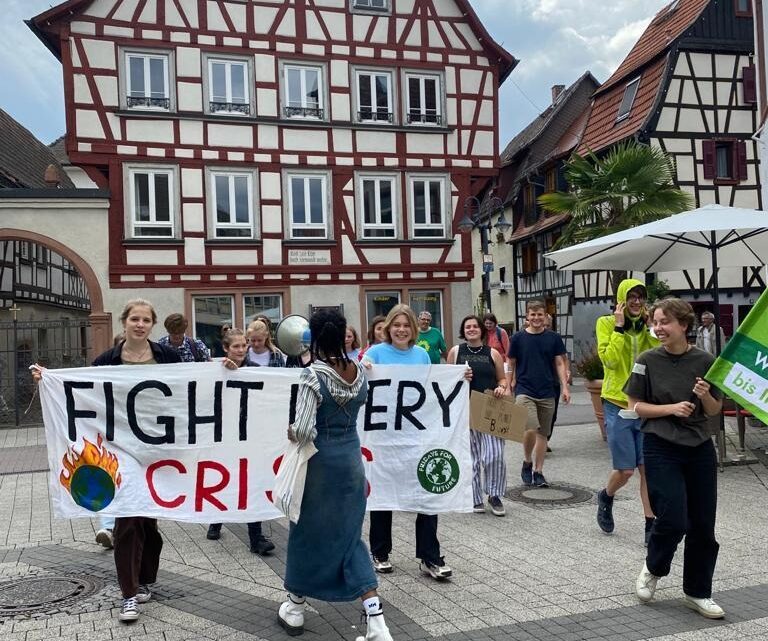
[479,225,491,313]
[9,304,20,427]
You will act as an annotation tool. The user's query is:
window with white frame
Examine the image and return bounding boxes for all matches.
[125,51,171,110]
[405,72,442,125]
[355,69,393,123]
[209,169,257,238]
[616,76,640,121]
[207,58,250,115]
[359,175,397,238]
[283,64,324,119]
[286,173,330,239]
[352,0,389,10]
[409,176,447,238]
[127,166,176,238]
[244,294,283,327]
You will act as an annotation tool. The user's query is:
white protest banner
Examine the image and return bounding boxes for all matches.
[358,365,472,513]
[40,362,296,523]
[39,362,472,521]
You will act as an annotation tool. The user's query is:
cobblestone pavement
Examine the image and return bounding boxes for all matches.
[1,390,768,641]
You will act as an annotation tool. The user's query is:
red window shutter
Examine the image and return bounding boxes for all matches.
[743,65,757,104]
[736,140,748,181]
[702,140,716,179]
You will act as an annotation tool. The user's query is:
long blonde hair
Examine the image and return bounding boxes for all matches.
[247,319,278,353]
[382,304,419,347]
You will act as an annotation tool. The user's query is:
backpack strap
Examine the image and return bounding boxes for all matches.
[188,338,202,362]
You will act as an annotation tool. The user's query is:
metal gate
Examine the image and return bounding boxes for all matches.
[0,318,91,427]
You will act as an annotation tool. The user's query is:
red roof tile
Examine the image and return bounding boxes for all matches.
[598,0,709,95]
[508,212,570,243]
[578,54,669,154]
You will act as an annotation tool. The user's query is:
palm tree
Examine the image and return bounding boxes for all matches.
[539,140,693,250]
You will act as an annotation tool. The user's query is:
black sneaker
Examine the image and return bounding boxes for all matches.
[251,536,275,555]
[532,471,549,488]
[206,524,221,540]
[596,489,615,534]
[521,461,533,486]
[488,496,506,516]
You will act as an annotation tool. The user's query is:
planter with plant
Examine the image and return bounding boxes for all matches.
[575,348,606,440]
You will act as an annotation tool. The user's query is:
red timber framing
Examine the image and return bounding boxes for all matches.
[28,0,517,306]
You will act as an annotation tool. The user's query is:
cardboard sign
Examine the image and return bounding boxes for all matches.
[469,391,529,442]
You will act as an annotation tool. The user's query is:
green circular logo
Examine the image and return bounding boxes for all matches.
[417,449,460,494]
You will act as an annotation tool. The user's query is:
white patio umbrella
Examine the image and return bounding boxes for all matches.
[544,203,768,352]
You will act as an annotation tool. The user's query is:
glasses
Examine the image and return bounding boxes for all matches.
[626,294,646,302]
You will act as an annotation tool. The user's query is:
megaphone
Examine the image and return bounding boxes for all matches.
[275,314,311,357]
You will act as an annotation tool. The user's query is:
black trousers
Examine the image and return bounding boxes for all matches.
[644,433,719,598]
[113,517,163,598]
[210,521,264,546]
[369,511,441,565]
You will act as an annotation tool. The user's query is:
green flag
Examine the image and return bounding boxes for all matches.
[707,288,768,424]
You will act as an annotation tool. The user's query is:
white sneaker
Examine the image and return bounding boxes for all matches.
[635,563,659,602]
[372,557,393,574]
[355,610,393,641]
[95,528,113,549]
[420,560,452,580]
[136,584,151,604]
[278,595,306,636]
[118,596,139,622]
[683,595,725,619]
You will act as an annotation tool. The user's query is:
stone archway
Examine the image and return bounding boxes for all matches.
[0,229,111,360]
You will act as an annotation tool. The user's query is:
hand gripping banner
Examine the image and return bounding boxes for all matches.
[39,362,471,521]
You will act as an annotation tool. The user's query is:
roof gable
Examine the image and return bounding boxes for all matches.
[598,0,709,94]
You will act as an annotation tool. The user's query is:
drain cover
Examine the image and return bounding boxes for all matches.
[505,483,594,508]
[0,576,103,615]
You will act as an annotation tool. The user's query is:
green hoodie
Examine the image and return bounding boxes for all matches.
[596,278,660,407]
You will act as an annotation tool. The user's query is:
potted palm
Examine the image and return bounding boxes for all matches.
[575,348,606,440]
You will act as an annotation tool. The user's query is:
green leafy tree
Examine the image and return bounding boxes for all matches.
[539,141,693,250]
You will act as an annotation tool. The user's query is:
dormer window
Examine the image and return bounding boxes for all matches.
[616,76,641,122]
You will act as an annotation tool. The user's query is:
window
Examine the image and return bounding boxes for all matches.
[207,57,251,115]
[544,168,557,193]
[743,65,757,104]
[523,184,538,226]
[193,296,233,352]
[283,64,324,119]
[352,0,389,11]
[521,243,538,275]
[124,51,171,110]
[244,295,283,328]
[366,291,400,325]
[405,72,443,125]
[735,0,752,17]
[358,175,398,238]
[286,172,330,239]
[702,139,748,182]
[208,169,258,239]
[616,76,640,121]
[355,69,394,123]
[126,166,177,238]
[409,291,443,332]
[409,176,448,238]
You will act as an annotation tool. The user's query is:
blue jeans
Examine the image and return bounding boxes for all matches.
[603,400,644,470]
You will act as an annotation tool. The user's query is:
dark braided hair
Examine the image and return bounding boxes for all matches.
[309,309,350,364]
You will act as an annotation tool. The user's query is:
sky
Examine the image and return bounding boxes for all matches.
[0,0,670,147]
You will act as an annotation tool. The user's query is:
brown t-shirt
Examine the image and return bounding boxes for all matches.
[623,346,722,446]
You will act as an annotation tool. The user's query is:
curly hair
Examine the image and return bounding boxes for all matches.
[310,308,349,364]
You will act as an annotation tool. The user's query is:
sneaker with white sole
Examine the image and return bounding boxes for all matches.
[683,595,725,619]
[635,563,659,603]
[278,594,306,636]
[372,556,393,574]
[420,559,452,580]
[488,496,506,516]
[136,584,151,603]
[95,528,113,549]
[118,596,139,622]
[473,503,486,513]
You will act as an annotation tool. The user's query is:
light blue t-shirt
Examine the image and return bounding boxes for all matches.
[363,342,430,365]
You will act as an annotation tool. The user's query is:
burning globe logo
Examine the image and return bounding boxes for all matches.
[60,434,122,512]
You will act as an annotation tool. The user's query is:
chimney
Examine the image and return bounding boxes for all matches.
[551,84,565,103]
[44,164,62,188]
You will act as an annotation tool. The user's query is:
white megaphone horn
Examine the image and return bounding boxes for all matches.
[275,314,311,357]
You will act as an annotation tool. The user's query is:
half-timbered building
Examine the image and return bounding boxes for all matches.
[28,0,515,344]
[576,0,761,342]
[495,73,599,357]
[752,0,768,206]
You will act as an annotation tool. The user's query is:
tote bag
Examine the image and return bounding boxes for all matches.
[272,440,318,523]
